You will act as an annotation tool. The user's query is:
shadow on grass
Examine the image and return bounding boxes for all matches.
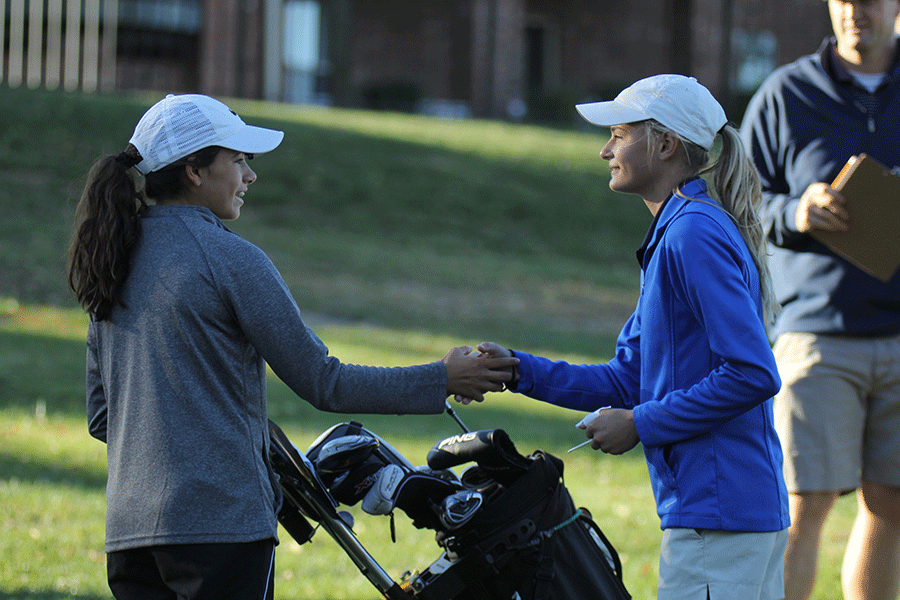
[0,451,107,491]
[0,330,87,416]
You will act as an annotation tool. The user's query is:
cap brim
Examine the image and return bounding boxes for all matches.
[576,101,649,128]
[217,125,284,155]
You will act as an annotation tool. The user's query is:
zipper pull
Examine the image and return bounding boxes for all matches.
[853,100,877,133]
[390,511,396,543]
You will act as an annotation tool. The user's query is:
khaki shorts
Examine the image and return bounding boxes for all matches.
[658,528,788,600]
[773,331,900,493]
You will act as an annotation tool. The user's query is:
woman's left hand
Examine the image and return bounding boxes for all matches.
[584,408,640,454]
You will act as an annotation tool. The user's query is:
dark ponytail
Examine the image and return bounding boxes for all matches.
[67,144,146,321]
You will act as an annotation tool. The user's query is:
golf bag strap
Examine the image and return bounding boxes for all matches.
[532,536,556,600]
[530,508,585,600]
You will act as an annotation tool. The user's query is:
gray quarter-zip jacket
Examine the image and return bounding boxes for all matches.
[86,205,446,552]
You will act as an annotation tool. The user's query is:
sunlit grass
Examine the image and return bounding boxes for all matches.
[0,298,89,339]
[1,301,858,600]
[0,302,663,599]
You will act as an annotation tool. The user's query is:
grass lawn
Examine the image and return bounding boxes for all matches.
[0,87,857,599]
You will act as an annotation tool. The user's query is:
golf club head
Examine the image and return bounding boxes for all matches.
[439,490,483,530]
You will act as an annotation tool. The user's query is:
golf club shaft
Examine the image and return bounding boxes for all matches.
[444,401,470,433]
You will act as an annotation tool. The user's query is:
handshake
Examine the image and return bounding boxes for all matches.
[444,343,639,455]
[441,342,517,404]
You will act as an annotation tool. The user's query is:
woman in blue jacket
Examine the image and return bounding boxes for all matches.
[464,75,790,600]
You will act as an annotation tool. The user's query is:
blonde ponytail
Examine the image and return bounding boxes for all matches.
[705,126,778,322]
[647,121,780,322]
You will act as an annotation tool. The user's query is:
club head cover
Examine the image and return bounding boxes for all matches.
[326,455,385,506]
[391,472,464,530]
[316,434,380,474]
[414,466,462,485]
[361,464,405,516]
[426,429,530,472]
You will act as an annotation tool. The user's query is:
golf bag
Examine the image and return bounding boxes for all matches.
[268,419,631,600]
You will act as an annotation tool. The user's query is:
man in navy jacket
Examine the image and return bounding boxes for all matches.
[741,1,900,599]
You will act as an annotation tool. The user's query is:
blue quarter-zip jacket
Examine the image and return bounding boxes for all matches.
[741,38,900,339]
[514,179,790,532]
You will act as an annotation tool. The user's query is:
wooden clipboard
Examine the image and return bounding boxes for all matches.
[809,154,900,282]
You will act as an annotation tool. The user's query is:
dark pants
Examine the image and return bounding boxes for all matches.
[107,539,276,600]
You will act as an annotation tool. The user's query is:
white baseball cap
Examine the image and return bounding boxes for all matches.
[129,94,285,174]
[575,74,727,150]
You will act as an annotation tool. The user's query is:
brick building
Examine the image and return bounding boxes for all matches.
[3,0,835,121]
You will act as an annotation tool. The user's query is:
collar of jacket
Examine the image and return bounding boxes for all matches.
[818,36,900,86]
[635,177,712,268]
[144,203,233,233]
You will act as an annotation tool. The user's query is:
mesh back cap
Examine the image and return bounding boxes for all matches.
[129,94,284,174]
[575,74,726,150]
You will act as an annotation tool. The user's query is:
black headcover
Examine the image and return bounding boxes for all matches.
[427,429,531,473]
[316,435,380,474]
[392,472,465,530]
[305,421,416,507]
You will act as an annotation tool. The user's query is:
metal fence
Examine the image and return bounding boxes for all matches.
[2,0,118,93]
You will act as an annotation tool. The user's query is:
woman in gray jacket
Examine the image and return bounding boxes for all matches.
[67,94,516,600]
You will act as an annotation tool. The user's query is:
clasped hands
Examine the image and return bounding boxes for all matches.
[442,343,518,403]
[446,342,639,454]
[446,342,516,405]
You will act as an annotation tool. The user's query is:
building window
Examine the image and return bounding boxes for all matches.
[118,0,202,33]
[283,0,329,105]
[732,29,777,93]
[116,0,202,91]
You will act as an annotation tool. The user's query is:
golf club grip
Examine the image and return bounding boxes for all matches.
[427,429,529,470]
